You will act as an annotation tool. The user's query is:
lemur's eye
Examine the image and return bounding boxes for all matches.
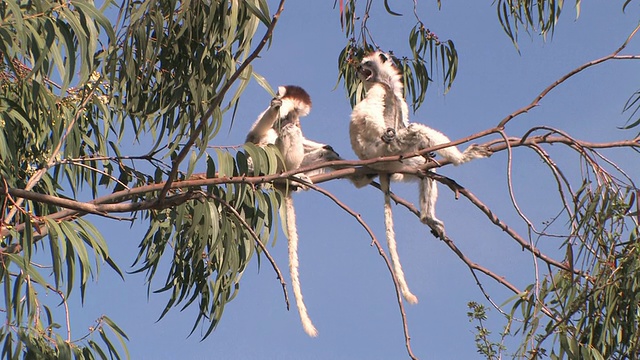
[378,53,388,63]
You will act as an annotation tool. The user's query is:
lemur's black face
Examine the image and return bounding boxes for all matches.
[357,61,374,81]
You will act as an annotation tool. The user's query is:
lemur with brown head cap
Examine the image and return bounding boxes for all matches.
[246,85,335,337]
[246,85,340,178]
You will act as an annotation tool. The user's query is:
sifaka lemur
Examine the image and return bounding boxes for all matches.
[246,85,338,337]
[349,51,492,303]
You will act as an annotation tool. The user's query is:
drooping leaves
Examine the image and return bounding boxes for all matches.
[335,5,458,112]
[0,0,278,356]
[132,146,283,337]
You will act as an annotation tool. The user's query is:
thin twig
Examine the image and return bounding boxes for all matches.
[67,160,130,190]
[496,24,640,129]
[372,179,557,319]
[72,316,105,343]
[432,173,582,277]
[302,182,417,360]
[499,130,538,233]
[498,130,544,302]
[524,141,576,235]
[45,283,71,342]
[369,182,523,315]
[206,191,290,310]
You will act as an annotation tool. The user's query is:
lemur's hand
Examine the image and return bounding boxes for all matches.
[381,127,396,144]
[270,97,282,109]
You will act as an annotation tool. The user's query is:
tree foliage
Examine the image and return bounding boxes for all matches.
[0,0,639,359]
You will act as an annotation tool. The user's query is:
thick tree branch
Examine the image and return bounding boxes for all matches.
[4,134,639,239]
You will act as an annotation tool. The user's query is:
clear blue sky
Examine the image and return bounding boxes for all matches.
[66,1,640,359]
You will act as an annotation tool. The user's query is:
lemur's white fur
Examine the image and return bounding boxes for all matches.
[246,85,320,337]
[299,139,342,178]
[246,86,339,179]
[356,52,409,131]
[246,85,311,144]
[350,52,418,304]
[380,174,418,304]
[350,51,492,239]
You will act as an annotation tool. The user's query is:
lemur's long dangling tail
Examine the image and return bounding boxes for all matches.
[380,174,418,304]
[285,195,318,337]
